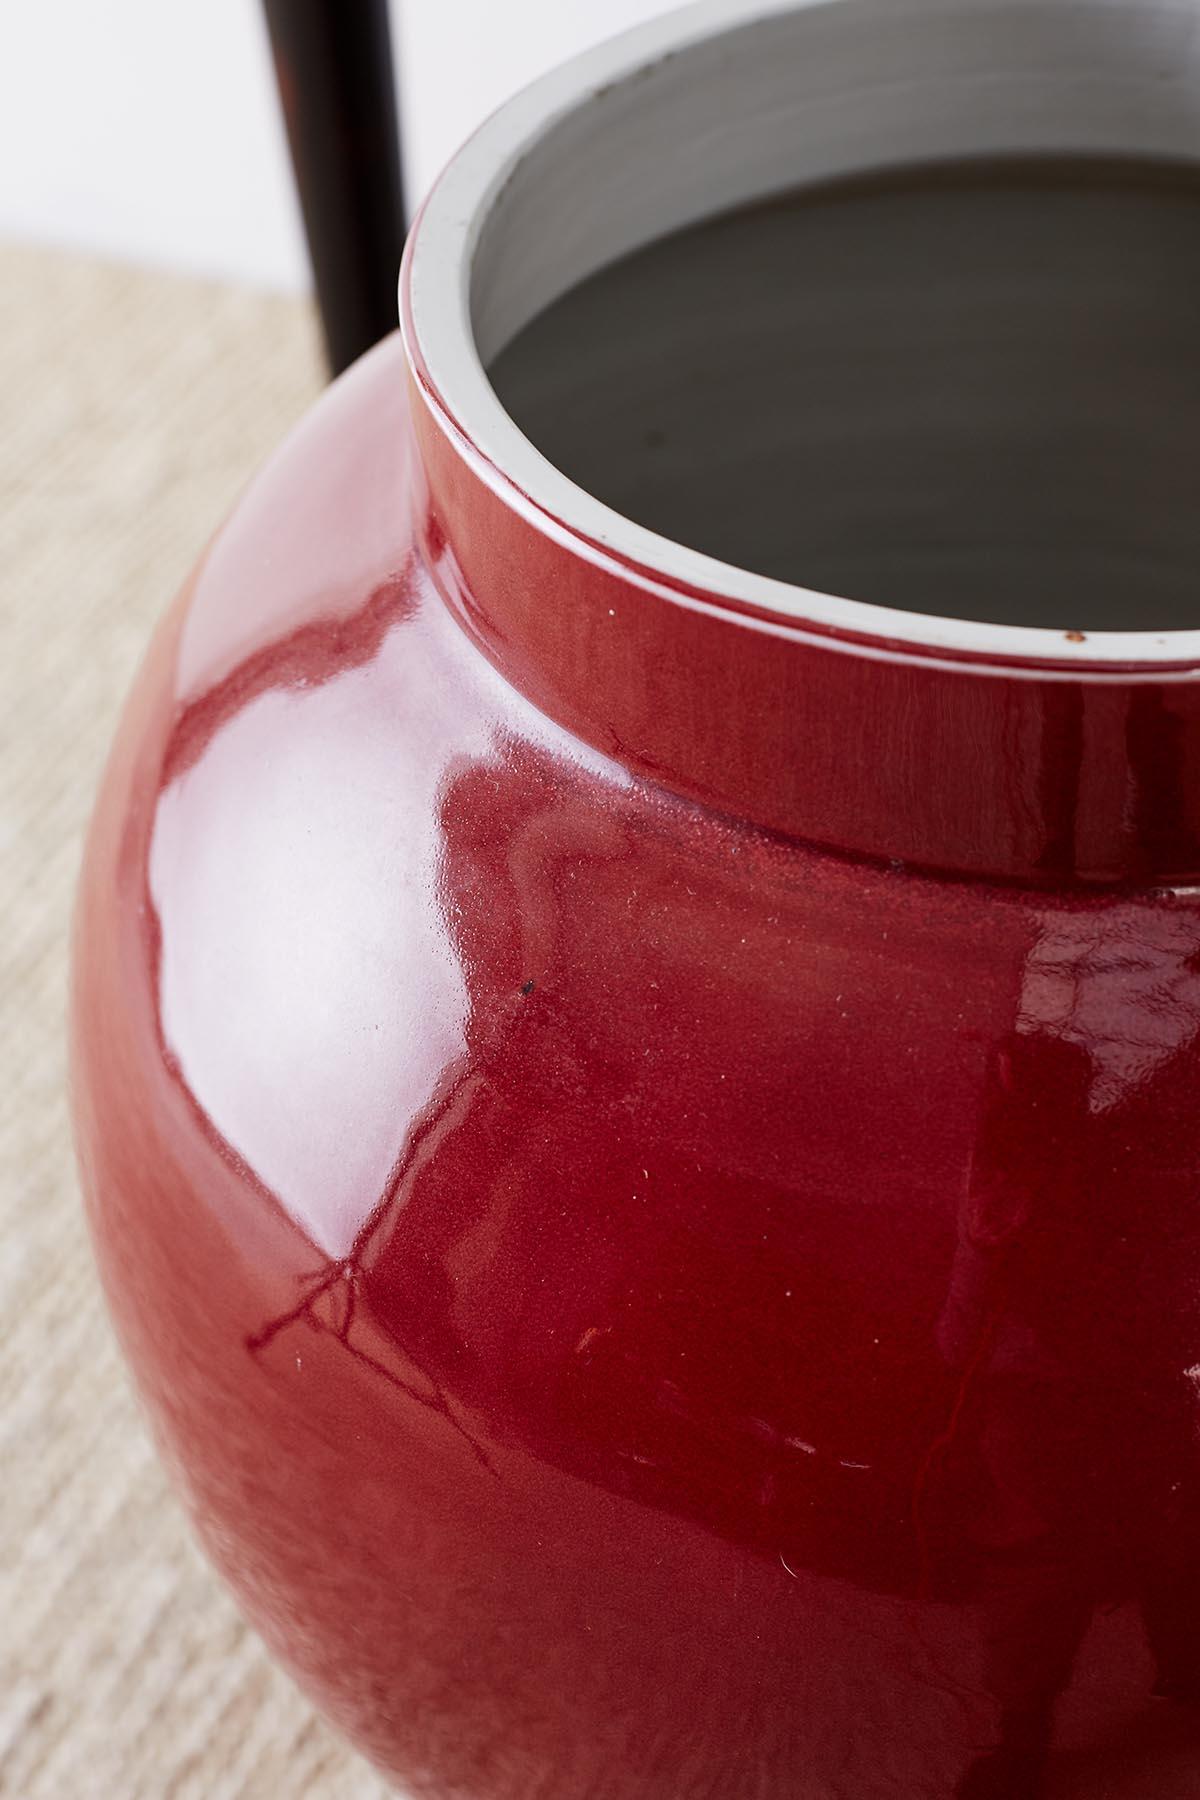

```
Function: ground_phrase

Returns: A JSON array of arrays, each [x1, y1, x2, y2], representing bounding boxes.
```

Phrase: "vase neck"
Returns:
[[400, 0, 1200, 887], [405, 376, 1200, 889]]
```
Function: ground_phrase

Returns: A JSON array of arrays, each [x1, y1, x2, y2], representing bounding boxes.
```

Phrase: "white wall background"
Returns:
[[0, 0, 670, 292]]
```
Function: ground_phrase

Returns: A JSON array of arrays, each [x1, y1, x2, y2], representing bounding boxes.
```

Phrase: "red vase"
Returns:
[[72, 4, 1200, 1795]]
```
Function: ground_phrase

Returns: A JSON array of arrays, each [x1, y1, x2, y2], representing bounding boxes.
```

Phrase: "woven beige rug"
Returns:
[[0, 245, 392, 1799]]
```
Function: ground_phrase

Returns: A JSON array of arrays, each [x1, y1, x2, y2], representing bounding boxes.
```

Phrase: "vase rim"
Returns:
[[403, 0, 1200, 678]]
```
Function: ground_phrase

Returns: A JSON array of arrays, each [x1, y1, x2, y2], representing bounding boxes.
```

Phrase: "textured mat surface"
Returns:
[[0, 245, 391, 1798]]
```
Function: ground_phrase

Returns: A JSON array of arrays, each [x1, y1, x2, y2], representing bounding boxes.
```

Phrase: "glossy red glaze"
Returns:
[[72, 326, 1200, 1798]]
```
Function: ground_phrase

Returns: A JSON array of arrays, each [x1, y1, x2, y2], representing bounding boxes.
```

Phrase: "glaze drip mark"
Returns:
[[245, 1254, 497, 1476], [244, 1065, 501, 1476]]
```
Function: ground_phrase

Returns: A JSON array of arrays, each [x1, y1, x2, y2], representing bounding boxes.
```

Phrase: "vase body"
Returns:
[[72, 2, 1200, 1796]]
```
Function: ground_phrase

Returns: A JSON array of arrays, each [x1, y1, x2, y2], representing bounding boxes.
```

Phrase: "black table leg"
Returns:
[[263, 0, 407, 376]]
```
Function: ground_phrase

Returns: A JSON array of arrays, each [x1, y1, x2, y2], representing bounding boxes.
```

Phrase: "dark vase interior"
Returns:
[[489, 159, 1200, 632]]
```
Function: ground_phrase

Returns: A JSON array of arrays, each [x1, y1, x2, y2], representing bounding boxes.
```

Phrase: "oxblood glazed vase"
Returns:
[[72, 3, 1200, 1797]]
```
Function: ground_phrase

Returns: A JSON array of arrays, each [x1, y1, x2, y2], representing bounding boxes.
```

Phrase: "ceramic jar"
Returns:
[[73, 2, 1200, 1795]]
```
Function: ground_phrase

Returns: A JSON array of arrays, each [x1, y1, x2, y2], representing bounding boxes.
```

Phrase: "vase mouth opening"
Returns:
[[404, 0, 1200, 674]]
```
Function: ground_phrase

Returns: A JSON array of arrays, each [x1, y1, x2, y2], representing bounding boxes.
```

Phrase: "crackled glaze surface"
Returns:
[[73, 332, 1200, 1798]]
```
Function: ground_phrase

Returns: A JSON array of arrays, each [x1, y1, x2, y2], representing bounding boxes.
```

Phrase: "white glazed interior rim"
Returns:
[[404, 0, 1200, 671]]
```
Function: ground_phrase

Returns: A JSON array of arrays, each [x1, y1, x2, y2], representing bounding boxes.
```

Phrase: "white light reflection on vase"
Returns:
[[149, 575, 632, 1262], [148, 612, 482, 1260]]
